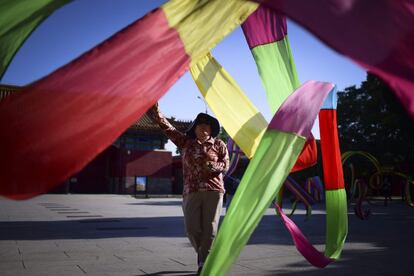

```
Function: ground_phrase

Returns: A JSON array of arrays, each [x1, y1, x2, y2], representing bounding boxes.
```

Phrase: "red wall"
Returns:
[[59, 147, 173, 194], [124, 150, 172, 177], [64, 146, 115, 193]]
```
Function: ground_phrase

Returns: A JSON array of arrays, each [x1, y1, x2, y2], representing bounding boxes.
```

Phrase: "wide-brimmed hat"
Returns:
[[186, 113, 220, 138]]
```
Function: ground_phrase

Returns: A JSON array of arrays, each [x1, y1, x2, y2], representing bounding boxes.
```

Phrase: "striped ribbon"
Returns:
[[251, 0, 414, 117], [0, 0, 258, 199], [201, 81, 336, 275], [0, 0, 72, 79], [242, 5, 346, 265]]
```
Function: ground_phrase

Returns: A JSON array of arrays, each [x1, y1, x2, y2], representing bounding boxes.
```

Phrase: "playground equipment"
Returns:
[[342, 151, 413, 220], [277, 176, 324, 219]]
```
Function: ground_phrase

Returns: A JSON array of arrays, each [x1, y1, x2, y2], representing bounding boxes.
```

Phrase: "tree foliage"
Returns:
[[337, 74, 414, 170], [218, 127, 230, 143]]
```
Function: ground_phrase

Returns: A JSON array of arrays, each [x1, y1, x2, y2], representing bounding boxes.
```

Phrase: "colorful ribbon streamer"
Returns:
[[276, 204, 333, 268], [242, 3, 321, 229], [0, 0, 72, 80], [319, 88, 348, 259], [201, 81, 336, 276], [251, 0, 414, 117], [0, 0, 258, 199], [190, 53, 267, 159], [192, 6, 347, 269], [241, 5, 300, 114], [241, 4, 317, 172]]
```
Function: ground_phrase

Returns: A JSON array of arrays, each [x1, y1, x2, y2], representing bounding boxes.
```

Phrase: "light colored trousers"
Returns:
[[182, 191, 223, 264]]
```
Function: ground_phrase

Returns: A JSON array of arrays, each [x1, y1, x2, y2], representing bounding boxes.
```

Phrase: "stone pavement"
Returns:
[[0, 194, 413, 276]]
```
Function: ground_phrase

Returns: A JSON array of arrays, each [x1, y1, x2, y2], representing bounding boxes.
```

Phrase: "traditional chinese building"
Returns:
[[0, 84, 190, 195]]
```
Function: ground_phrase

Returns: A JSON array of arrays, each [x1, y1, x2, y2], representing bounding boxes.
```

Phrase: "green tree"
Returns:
[[218, 127, 230, 143], [337, 74, 414, 170]]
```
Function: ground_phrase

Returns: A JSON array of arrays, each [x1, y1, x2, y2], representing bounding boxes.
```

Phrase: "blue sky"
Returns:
[[2, 0, 366, 152]]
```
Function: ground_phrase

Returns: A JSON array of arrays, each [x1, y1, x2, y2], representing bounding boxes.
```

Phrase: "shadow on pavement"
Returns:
[[261, 246, 412, 275], [1, 200, 413, 274], [1, 201, 414, 276], [127, 201, 183, 206], [0, 216, 186, 240], [137, 271, 196, 276]]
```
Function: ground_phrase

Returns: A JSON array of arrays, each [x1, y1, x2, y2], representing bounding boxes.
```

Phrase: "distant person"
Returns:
[[383, 176, 392, 206], [149, 103, 229, 275]]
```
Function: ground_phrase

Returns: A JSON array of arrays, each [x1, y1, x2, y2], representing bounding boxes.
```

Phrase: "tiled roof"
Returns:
[[130, 113, 191, 133], [0, 84, 20, 101], [0, 84, 191, 132]]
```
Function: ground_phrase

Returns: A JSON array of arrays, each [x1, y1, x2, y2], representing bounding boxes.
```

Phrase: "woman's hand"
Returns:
[[148, 102, 161, 120]]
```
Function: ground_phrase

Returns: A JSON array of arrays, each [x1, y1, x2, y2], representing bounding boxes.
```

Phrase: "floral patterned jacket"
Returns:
[[152, 111, 229, 195]]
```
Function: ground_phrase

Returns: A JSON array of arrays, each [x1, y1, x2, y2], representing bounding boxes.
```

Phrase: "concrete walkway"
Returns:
[[0, 194, 413, 275]]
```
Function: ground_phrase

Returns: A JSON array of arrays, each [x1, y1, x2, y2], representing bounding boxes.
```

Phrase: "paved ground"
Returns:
[[0, 194, 413, 276]]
